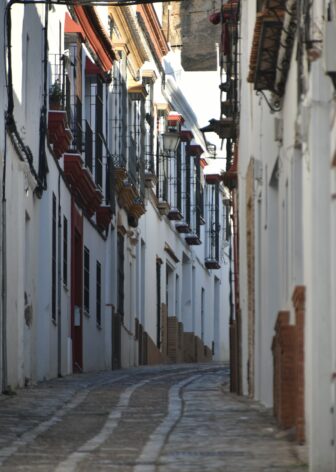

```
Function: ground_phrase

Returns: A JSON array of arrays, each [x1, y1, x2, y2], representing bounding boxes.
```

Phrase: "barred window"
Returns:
[[84, 247, 90, 315]]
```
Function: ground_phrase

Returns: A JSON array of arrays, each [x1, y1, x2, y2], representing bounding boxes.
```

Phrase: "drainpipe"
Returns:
[[1, 131, 7, 393], [1, 0, 14, 394]]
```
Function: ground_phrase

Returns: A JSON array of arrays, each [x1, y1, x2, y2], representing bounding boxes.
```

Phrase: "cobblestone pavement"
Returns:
[[0, 364, 308, 471]]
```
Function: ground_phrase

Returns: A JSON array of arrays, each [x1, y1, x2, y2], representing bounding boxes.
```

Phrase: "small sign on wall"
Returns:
[[74, 306, 81, 327]]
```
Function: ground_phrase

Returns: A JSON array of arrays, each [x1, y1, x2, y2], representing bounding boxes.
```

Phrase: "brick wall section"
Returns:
[[273, 311, 290, 423], [279, 324, 297, 429], [195, 336, 204, 362], [161, 303, 168, 357], [272, 286, 306, 444], [167, 317, 179, 363], [273, 311, 297, 429], [177, 322, 184, 363], [146, 332, 168, 365], [184, 333, 196, 362], [230, 320, 238, 392], [292, 286, 305, 444]]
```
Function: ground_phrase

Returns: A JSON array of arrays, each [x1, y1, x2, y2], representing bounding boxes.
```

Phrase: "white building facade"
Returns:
[[0, 2, 230, 393], [233, 0, 336, 470]]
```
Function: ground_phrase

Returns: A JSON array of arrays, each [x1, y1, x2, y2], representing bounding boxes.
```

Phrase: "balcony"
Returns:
[[185, 233, 202, 246], [48, 55, 73, 159], [222, 147, 238, 189], [157, 200, 170, 216], [96, 205, 113, 231], [167, 208, 183, 221], [175, 221, 191, 234], [205, 173, 221, 185], [48, 111, 73, 159], [205, 259, 221, 270], [63, 153, 102, 217], [247, 0, 293, 94]]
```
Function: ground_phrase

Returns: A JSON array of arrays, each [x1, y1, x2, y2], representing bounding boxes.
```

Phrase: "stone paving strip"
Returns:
[[158, 372, 308, 472], [133, 374, 201, 472], [0, 372, 129, 467], [54, 377, 152, 472], [56, 368, 215, 472], [0, 365, 215, 471], [0, 365, 308, 472]]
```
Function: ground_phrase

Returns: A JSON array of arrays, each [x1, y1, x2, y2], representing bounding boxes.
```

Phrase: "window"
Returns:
[[185, 148, 191, 226], [176, 144, 182, 212], [95, 76, 103, 189], [63, 216, 68, 287], [128, 92, 146, 198], [144, 78, 155, 174], [205, 182, 221, 268], [52, 194, 57, 322], [96, 260, 101, 327], [117, 234, 124, 317], [84, 247, 90, 315], [215, 183, 220, 260], [156, 260, 161, 348], [111, 54, 127, 168], [195, 156, 201, 237]]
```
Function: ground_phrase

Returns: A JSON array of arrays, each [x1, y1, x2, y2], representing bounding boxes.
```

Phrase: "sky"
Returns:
[[181, 70, 226, 172]]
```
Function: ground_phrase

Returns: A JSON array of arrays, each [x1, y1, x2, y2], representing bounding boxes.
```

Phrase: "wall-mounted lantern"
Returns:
[[162, 131, 180, 155], [161, 111, 184, 156]]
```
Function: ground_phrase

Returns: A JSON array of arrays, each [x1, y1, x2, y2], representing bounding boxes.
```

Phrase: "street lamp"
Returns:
[[161, 131, 180, 155]]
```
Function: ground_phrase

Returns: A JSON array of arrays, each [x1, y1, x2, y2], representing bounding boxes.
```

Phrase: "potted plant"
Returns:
[[49, 80, 63, 110]]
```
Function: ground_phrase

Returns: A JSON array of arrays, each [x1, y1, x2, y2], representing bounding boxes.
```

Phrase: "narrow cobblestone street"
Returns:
[[0, 365, 307, 471]]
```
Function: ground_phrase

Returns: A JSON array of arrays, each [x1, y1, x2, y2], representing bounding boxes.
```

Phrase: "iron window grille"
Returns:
[[205, 182, 221, 268], [128, 93, 146, 201], [84, 246, 90, 315], [49, 53, 67, 111], [166, 142, 183, 221], [184, 154, 202, 245], [143, 78, 155, 175], [174, 141, 191, 233], [85, 75, 104, 190], [63, 216, 68, 287], [117, 233, 125, 318], [49, 49, 85, 158], [50, 47, 115, 210], [110, 53, 127, 169], [156, 137, 169, 203], [96, 260, 102, 327]]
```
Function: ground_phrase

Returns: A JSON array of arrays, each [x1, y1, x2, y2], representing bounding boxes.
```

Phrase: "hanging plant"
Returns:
[[49, 80, 63, 110]]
